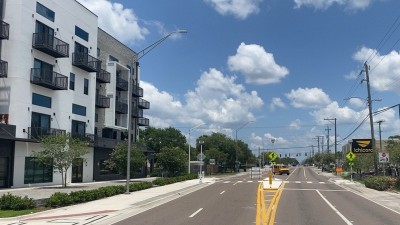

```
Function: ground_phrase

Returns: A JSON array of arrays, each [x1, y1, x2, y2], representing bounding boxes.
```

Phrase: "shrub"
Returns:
[[45, 192, 72, 207], [0, 193, 36, 210], [364, 176, 397, 191], [152, 174, 197, 186], [129, 181, 152, 192]]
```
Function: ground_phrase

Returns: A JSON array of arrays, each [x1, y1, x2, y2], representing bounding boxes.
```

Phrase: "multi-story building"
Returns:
[[0, 0, 150, 188]]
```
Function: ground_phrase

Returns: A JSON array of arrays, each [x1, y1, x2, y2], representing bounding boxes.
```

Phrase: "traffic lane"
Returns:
[[276, 189, 349, 225], [113, 176, 258, 225], [322, 189, 400, 225], [192, 179, 259, 225]]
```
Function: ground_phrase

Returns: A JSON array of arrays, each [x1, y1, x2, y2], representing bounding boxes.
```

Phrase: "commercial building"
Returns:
[[0, 0, 150, 188]]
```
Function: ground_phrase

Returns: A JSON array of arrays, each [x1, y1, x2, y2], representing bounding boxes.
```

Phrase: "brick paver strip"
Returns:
[[21, 210, 117, 221]]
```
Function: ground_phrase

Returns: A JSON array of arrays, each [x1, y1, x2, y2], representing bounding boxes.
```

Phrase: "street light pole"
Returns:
[[234, 120, 254, 172], [188, 123, 205, 174], [126, 29, 187, 194]]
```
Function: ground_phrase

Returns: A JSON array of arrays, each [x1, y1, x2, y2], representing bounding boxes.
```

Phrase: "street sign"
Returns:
[[378, 152, 389, 163], [197, 153, 206, 161], [268, 151, 278, 161], [209, 159, 215, 165], [346, 151, 356, 161]]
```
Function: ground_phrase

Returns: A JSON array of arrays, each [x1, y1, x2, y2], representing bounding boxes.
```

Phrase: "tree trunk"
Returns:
[[61, 169, 65, 187], [64, 170, 67, 187]]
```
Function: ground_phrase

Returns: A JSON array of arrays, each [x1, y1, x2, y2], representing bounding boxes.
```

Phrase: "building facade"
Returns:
[[0, 0, 149, 188]]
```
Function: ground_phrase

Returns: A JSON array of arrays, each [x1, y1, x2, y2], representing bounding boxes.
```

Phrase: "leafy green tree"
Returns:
[[205, 147, 228, 165], [386, 135, 400, 165], [106, 141, 147, 177], [139, 127, 187, 157], [157, 146, 188, 176], [32, 133, 88, 187]]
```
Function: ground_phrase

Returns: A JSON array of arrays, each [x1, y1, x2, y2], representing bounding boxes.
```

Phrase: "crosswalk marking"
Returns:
[[283, 181, 327, 184]]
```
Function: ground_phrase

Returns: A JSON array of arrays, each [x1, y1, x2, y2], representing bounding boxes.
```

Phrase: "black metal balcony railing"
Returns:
[[32, 33, 69, 58], [28, 127, 66, 140], [0, 20, 9, 40], [72, 52, 101, 72], [0, 60, 8, 78], [138, 117, 149, 127], [132, 85, 143, 97], [96, 94, 110, 108], [96, 69, 111, 83], [138, 98, 150, 109], [72, 133, 94, 143], [132, 108, 143, 118], [30, 68, 68, 90], [115, 100, 128, 114], [116, 76, 128, 91]]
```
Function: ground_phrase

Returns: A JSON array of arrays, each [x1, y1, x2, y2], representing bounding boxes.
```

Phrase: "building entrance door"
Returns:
[[0, 157, 9, 188], [71, 158, 83, 183]]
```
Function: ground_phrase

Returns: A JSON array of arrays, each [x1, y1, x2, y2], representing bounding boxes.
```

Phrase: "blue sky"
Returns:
[[78, 0, 400, 161]]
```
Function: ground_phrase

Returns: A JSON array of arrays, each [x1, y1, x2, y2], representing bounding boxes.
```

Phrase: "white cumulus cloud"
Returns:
[[294, 0, 373, 10], [352, 47, 400, 95], [141, 68, 264, 128], [228, 43, 289, 85], [77, 0, 149, 45], [204, 0, 263, 19], [270, 97, 286, 111], [286, 87, 331, 109]]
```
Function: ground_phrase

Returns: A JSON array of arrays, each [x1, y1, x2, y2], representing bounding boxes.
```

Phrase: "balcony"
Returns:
[[96, 69, 111, 83], [90, 135, 120, 148], [0, 123, 15, 139], [72, 52, 100, 72], [30, 68, 68, 90], [116, 76, 128, 91], [28, 127, 66, 140], [0, 60, 7, 78], [138, 118, 149, 127], [138, 98, 150, 109], [0, 20, 9, 40], [72, 133, 94, 143], [96, 94, 110, 108], [132, 108, 143, 118], [32, 33, 69, 58], [115, 100, 128, 114], [132, 85, 143, 97]]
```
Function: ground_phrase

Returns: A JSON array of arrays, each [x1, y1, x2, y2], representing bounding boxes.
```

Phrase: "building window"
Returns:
[[72, 104, 86, 116], [75, 26, 89, 42], [95, 113, 98, 122], [32, 93, 51, 108], [109, 55, 119, 62], [84, 78, 89, 95], [36, 2, 55, 22], [35, 21, 54, 36], [71, 120, 86, 137], [31, 112, 51, 139], [97, 48, 100, 57], [24, 157, 53, 184], [33, 58, 53, 81], [70, 73, 75, 90]]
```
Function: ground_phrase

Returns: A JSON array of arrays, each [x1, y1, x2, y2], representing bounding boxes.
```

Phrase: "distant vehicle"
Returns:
[[271, 164, 290, 175]]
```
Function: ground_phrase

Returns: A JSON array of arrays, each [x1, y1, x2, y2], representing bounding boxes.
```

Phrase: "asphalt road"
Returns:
[[113, 174, 260, 225], [275, 166, 400, 225]]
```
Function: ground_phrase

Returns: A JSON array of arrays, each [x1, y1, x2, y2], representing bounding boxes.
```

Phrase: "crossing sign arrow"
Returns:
[[268, 151, 278, 161], [346, 151, 356, 161]]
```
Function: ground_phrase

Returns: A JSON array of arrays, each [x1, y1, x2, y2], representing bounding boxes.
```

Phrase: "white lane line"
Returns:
[[316, 190, 353, 225], [189, 208, 203, 218], [223, 181, 230, 183], [220, 190, 225, 195], [304, 167, 307, 179], [307, 181, 312, 184], [295, 181, 301, 183], [233, 181, 243, 186]]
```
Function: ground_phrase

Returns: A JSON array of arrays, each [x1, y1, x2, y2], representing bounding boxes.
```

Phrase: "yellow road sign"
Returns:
[[268, 151, 278, 161], [346, 151, 356, 161]]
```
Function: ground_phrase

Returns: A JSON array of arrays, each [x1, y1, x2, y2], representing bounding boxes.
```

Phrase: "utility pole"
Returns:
[[326, 126, 331, 153], [364, 62, 378, 173], [324, 118, 337, 167]]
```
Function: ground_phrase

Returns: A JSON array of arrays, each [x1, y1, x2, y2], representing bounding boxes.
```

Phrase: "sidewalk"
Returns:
[[0, 176, 223, 225], [313, 167, 400, 213]]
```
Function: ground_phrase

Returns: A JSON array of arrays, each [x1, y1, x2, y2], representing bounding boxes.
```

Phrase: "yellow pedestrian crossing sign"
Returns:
[[346, 151, 356, 161], [268, 151, 278, 161]]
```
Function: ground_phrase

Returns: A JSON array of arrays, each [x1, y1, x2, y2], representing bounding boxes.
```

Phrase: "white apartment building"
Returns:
[[0, 0, 150, 188]]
